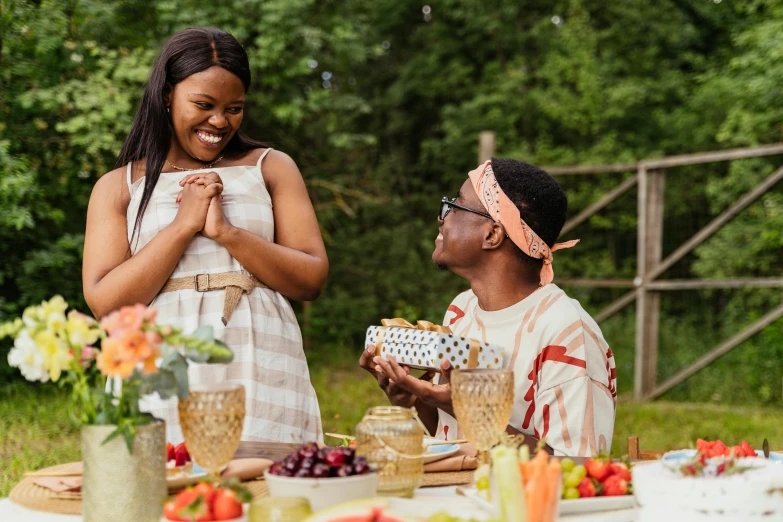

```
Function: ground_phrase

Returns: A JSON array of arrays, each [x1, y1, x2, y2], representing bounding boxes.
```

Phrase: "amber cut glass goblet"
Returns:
[[178, 383, 245, 477], [451, 369, 514, 464]]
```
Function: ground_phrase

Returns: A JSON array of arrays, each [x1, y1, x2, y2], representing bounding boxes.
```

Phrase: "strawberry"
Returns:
[[602, 474, 630, 496], [167, 442, 176, 462], [577, 477, 596, 498], [193, 482, 217, 505], [713, 440, 729, 457], [213, 488, 243, 521], [585, 458, 612, 481], [173, 489, 212, 521], [175, 443, 191, 466], [609, 462, 632, 482], [164, 501, 184, 521], [174, 489, 200, 509], [740, 440, 756, 457]]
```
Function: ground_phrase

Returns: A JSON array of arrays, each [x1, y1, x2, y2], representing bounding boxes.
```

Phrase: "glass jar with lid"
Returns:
[[355, 406, 424, 497]]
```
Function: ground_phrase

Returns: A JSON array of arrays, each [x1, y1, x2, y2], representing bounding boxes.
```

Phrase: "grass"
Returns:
[[3, 361, 783, 497], [0, 382, 81, 498]]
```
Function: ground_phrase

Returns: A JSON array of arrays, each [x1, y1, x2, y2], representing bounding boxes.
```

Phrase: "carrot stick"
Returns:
[[543, 458, 562, 522], [525, 451, 549, 522], [519, 460, 532, 483]]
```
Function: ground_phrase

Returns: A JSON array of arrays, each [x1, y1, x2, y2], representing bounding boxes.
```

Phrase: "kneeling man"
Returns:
[[360, 158, 616, 456]]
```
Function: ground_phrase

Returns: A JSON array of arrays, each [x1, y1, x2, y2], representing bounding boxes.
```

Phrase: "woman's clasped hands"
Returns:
[[173, 172, 233, 241]]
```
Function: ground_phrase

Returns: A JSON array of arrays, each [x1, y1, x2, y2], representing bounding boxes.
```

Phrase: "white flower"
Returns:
[[8, 330, 50, 382]]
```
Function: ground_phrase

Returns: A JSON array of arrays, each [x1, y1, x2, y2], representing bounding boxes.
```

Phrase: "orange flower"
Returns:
[[117, 330, 154, 363], [141, 344, 161, 375], [96, 338, 136, 379]]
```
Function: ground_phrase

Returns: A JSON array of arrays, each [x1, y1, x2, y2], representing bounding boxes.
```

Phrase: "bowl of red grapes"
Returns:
[[264, 443, 378, 510]]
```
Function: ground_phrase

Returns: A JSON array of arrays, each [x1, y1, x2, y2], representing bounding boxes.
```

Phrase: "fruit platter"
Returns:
[[164, 480, 250, 521], [633, 438, 783, 520], [557, 455, 635, 515], [166, 442, 208, 490], [458, 446, 635, 518], [662, 437, 783, 462]]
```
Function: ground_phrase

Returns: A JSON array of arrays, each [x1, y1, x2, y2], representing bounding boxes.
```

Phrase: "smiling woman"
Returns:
[[81, 28, 328, 444]]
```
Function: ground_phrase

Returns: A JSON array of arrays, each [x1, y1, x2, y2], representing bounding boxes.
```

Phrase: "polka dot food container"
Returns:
[[364, 324, 508, 371]]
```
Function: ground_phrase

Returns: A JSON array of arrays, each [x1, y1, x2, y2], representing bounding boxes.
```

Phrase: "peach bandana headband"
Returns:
[[468, 160, 579, 286]]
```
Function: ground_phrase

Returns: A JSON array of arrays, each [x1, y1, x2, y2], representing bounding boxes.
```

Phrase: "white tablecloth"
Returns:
[[0, 490, 637, 521]]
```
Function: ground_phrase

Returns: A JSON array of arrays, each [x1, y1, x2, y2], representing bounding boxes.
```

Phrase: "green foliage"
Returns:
[[2, 0, 783, 403]]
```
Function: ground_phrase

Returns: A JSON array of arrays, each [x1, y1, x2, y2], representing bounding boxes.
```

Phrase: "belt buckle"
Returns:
[[194, 274, 210, 292]]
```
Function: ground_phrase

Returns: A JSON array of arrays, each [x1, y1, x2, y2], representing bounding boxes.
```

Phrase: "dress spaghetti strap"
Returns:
[[126, 163, 133, 194], [255, 148, 274, 182]]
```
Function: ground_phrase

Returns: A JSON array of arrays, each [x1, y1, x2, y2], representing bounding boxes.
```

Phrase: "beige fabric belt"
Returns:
[[160, 273, 266, 326]]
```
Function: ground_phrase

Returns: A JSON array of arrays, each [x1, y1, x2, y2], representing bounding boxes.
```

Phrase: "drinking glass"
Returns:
[[178, 383, 245, 477], [451, 369, 514, 464]]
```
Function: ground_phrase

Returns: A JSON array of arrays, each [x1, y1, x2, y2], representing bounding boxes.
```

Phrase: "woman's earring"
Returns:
[[166, 107, 170, 113]]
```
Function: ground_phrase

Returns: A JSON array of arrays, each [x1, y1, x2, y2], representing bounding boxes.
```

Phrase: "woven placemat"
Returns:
[[421, 470, 474, 487], [244, 479, 269, 498], [9, 463, 82, 515], [11, 467, 473, 515], [244, 470, 475, 501]]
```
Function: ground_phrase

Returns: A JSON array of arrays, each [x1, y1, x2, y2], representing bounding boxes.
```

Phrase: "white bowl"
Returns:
[[263, 470, 380, 511]]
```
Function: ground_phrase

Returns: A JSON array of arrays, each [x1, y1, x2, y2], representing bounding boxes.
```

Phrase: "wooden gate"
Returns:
[[478, 134, 783, 400]]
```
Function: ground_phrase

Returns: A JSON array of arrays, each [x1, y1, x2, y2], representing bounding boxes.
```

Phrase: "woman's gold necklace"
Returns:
[[165, 155, 224, 172]]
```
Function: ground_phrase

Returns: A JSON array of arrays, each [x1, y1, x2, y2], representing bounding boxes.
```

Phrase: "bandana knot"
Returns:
[[468, 160, 579, 285]]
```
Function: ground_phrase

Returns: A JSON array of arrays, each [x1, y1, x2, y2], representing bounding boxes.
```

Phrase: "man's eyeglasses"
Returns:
[[439, 197, 495, 222]]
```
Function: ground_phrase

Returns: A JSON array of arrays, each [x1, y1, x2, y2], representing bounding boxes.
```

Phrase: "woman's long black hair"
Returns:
[[116, 27, 265, 247]]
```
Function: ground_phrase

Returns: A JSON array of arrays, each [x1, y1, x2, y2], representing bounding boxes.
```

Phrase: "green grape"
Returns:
[[563, 471, 581, 489], [476, 475, 490, 491], [560, 457, 576, 473], [572, 464, 587, 479], [563, 487, 580, 500]]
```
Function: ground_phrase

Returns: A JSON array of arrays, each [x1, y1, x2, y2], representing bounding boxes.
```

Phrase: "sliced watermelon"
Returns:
[[303, 498, 420, 522]]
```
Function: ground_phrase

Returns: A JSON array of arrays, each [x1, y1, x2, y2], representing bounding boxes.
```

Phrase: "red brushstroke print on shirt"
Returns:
[[446, 305, 465, 326], [542, 404, 550, 438], [522, 345, 586, 430]]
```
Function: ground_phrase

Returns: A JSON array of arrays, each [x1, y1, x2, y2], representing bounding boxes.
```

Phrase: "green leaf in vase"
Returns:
[[207, 339, 234, 364], [191, 325, 215, 342]]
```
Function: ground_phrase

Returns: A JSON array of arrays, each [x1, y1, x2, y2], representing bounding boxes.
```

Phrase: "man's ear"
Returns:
[[482, 222, 506, 251]]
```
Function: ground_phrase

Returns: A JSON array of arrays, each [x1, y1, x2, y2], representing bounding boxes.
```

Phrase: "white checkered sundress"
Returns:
[[127, 148, 323, 444]]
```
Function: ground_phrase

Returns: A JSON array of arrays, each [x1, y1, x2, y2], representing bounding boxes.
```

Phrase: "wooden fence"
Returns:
[[478, 133, 783, 401]]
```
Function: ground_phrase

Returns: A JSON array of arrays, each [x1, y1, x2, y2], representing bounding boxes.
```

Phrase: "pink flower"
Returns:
[[81, 345, 96, 361], [144, 331, 163, 346], [100, 304, 150, 337]]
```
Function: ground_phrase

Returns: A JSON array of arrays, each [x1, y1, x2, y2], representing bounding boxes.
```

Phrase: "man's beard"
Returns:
[[433, 260, 449, 271]]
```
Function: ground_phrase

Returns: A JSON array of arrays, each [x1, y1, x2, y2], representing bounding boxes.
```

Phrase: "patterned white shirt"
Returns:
[[435, 284, 616, 456]]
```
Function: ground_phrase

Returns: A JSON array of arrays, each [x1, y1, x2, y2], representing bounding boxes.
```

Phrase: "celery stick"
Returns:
[[518, 445, 530, 462], [490, 446, 527, 522]]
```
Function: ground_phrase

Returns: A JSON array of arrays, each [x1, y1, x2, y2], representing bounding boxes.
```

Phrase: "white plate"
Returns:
[[662, 449, 783, 462], [459, 486, 635, 517], [559, 495, 636, 515], [423, 437, 461, 464], [166, 463, 208, 491]]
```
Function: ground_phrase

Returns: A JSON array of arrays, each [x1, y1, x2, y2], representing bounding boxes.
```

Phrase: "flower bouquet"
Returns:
[[1, 296, 234, 522]]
